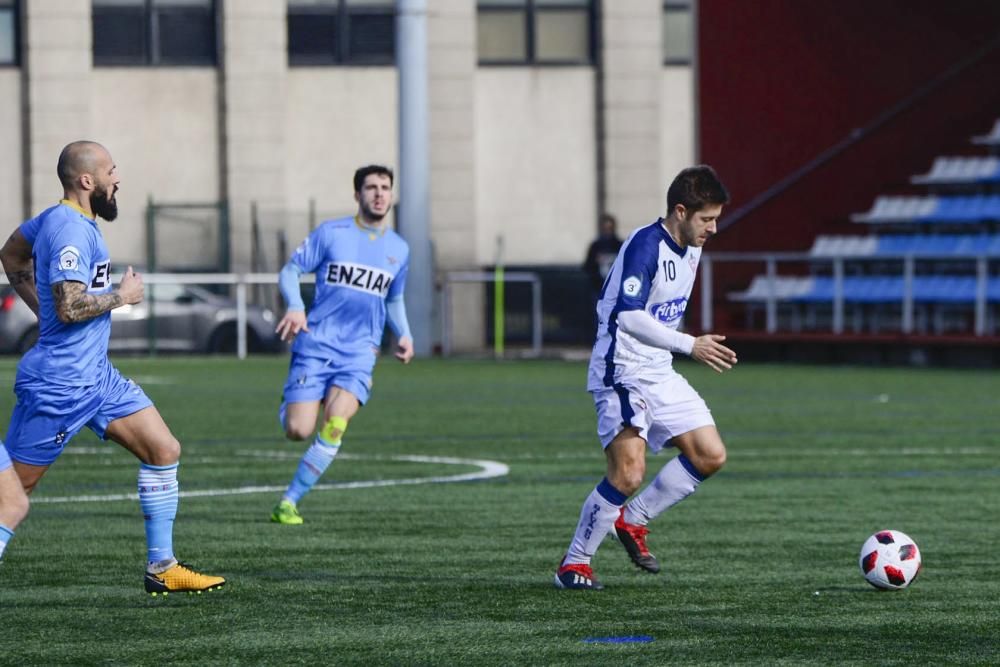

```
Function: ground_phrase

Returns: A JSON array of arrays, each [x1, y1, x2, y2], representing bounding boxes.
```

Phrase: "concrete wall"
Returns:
[[284, 68, 398, 244], [90, 70, 219, 266], [0, 71, 21, 224], [660, 66, 696, 207], [474, 68, 597, 265], [6, 0, 698, 351]]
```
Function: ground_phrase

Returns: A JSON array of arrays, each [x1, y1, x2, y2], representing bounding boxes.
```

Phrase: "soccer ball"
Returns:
[[859, 529, 922, 590]]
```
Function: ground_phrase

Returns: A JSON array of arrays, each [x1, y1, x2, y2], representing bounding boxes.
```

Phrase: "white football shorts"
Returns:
[[591, 370, 714, 452]]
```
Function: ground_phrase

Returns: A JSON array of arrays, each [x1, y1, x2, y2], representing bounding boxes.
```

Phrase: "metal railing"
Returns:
[[702, 252, 995, 336], [441, 271, 542, 357]]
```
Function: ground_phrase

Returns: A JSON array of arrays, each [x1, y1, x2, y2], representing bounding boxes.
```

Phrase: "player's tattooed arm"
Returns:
[[0, 229, 40, 317], [52, 266, 144, 323], [52, 281, 123, 323]]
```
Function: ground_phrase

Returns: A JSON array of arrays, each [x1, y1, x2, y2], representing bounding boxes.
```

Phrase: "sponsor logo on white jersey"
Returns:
[[325, 261, 394, 297], [649, 297, 687, 325]]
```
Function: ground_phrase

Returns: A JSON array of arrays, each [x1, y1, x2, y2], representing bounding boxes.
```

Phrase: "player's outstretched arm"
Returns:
[[0, 229, 40, 317], [689, 334, 738, 373], [385, 295, 413, 364], [52, 266, 144, 324], [395, 336, 414, 364], [275, 310, 308, 342], [275, 262, 309, 342]]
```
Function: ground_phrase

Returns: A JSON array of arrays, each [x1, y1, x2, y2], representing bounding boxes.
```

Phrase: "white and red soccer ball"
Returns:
[[859, 529, 922, 590]]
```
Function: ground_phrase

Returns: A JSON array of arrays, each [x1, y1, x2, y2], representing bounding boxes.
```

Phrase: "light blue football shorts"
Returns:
[[280, 351, 375, 421], [4, 362, 153, 467]]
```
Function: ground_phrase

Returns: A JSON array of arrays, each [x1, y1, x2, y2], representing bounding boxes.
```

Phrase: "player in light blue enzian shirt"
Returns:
[[269, 164, 413, 525], [0, 141, 225, 595]]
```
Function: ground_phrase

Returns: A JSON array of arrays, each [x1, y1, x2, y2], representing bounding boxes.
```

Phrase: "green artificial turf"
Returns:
[[0, 357, 997, 665]]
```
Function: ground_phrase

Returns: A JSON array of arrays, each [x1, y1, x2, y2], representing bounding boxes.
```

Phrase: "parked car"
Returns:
[[0, 283, 282, 354]]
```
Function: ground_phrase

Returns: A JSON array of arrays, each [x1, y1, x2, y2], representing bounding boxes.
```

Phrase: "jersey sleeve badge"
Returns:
[[622, 276, 642, 297], [59, 245, 82, 271]]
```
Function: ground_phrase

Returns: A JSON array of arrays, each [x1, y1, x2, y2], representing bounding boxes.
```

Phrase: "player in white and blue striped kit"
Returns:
[[270, 165, 413, 525], [556, 166, 738, 590]]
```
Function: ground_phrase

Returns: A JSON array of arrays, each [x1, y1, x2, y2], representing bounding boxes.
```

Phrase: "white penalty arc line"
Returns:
[[32, 455, 510, 504]]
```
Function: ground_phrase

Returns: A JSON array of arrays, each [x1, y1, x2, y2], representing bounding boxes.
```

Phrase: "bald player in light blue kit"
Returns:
[[270, 164, 413, 525], [0, 140, 225, 595]]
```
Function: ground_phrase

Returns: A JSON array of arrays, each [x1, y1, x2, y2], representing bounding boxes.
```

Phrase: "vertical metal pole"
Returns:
[[975, 256, 987, 336], [397, 0, 434, 357], [236, 279, 247, 359], [902, 255, 914, 334], [219, 201, 231, 272], [765, 258, 777, 333], [531, 276, 542, 356], [146, 196, 157, 272], [700, 255, 713, 332], [832, 258, 844, 334], [145, 197, 157, 355], [441, 278, 452, 357], [494, 236, 504, 358]]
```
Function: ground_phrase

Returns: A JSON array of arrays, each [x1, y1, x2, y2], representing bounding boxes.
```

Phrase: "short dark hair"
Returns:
[[666, 165, 730, 213], [353, 165, 394, 193]]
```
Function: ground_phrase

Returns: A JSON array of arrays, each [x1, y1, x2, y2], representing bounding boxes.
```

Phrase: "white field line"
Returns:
[[32, 454, 509, 504], [61, 446, 996, 461]]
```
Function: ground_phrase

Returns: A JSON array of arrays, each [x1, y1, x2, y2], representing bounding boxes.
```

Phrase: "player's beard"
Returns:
[[360, 200, 387, 223], [91, 185, 118, 221]]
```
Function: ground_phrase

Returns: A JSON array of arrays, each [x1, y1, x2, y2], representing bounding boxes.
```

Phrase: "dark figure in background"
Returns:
[[583, 214, 623, 295]]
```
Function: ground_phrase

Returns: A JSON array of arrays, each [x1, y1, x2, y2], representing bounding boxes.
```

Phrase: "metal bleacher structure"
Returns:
[[727, 118, 1000, 340]]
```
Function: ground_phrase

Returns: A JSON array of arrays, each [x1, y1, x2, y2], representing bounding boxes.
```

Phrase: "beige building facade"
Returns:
[[2, 0, 695, 348]]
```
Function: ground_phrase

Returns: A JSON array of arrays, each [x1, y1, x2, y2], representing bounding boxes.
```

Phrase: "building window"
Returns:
[[477, 0, 594, 66], [663, 0, 693, 65], [93, 0, 217, 67], [288, 0, 395, 66], [0, 0, 17, 66]]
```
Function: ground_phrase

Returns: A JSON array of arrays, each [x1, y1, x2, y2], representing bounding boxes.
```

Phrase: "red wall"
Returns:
[[695, 0, 1000, 331]]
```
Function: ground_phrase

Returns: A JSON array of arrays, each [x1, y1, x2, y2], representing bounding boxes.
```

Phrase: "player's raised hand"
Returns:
[[690, 334, 737, 373], [118, 266, 144, 305], [395, 336, 414, 364], [276, 309, 309, 342]]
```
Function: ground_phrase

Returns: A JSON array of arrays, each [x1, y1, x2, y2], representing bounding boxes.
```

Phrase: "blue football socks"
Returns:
[[283, 435, 341, 505], [138, 463, 179, 568], [0, 524, 13, 560]]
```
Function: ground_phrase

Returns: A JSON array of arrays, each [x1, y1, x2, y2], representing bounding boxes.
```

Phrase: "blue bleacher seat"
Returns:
[[911, 156, 1000, 185], [972, 119, 1000, 147], [853, 195, 1000, 224], [777, 274, 1000, 304]]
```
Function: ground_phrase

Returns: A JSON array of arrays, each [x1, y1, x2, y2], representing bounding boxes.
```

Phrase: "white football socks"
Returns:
[[562, 477, 627, 566], [623, 454, 704, 526]]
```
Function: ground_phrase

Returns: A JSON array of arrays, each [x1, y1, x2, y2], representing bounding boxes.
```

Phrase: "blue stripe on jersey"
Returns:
[[602, 221, 671, 387], [601, 305, 620, 387], [612, 383, 635, 427], [658, 218, 687, 258]]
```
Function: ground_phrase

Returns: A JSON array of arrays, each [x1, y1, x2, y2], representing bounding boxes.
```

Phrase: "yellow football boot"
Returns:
[[144, 561, 226, 596]]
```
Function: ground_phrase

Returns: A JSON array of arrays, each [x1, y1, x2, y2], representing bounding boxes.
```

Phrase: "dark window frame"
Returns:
[[477, 0, 596, 67], [287, 0, 396, 67], [92, 0, 218, 68], [662, 0, 693, 66], [0, 0, 19, 67]]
